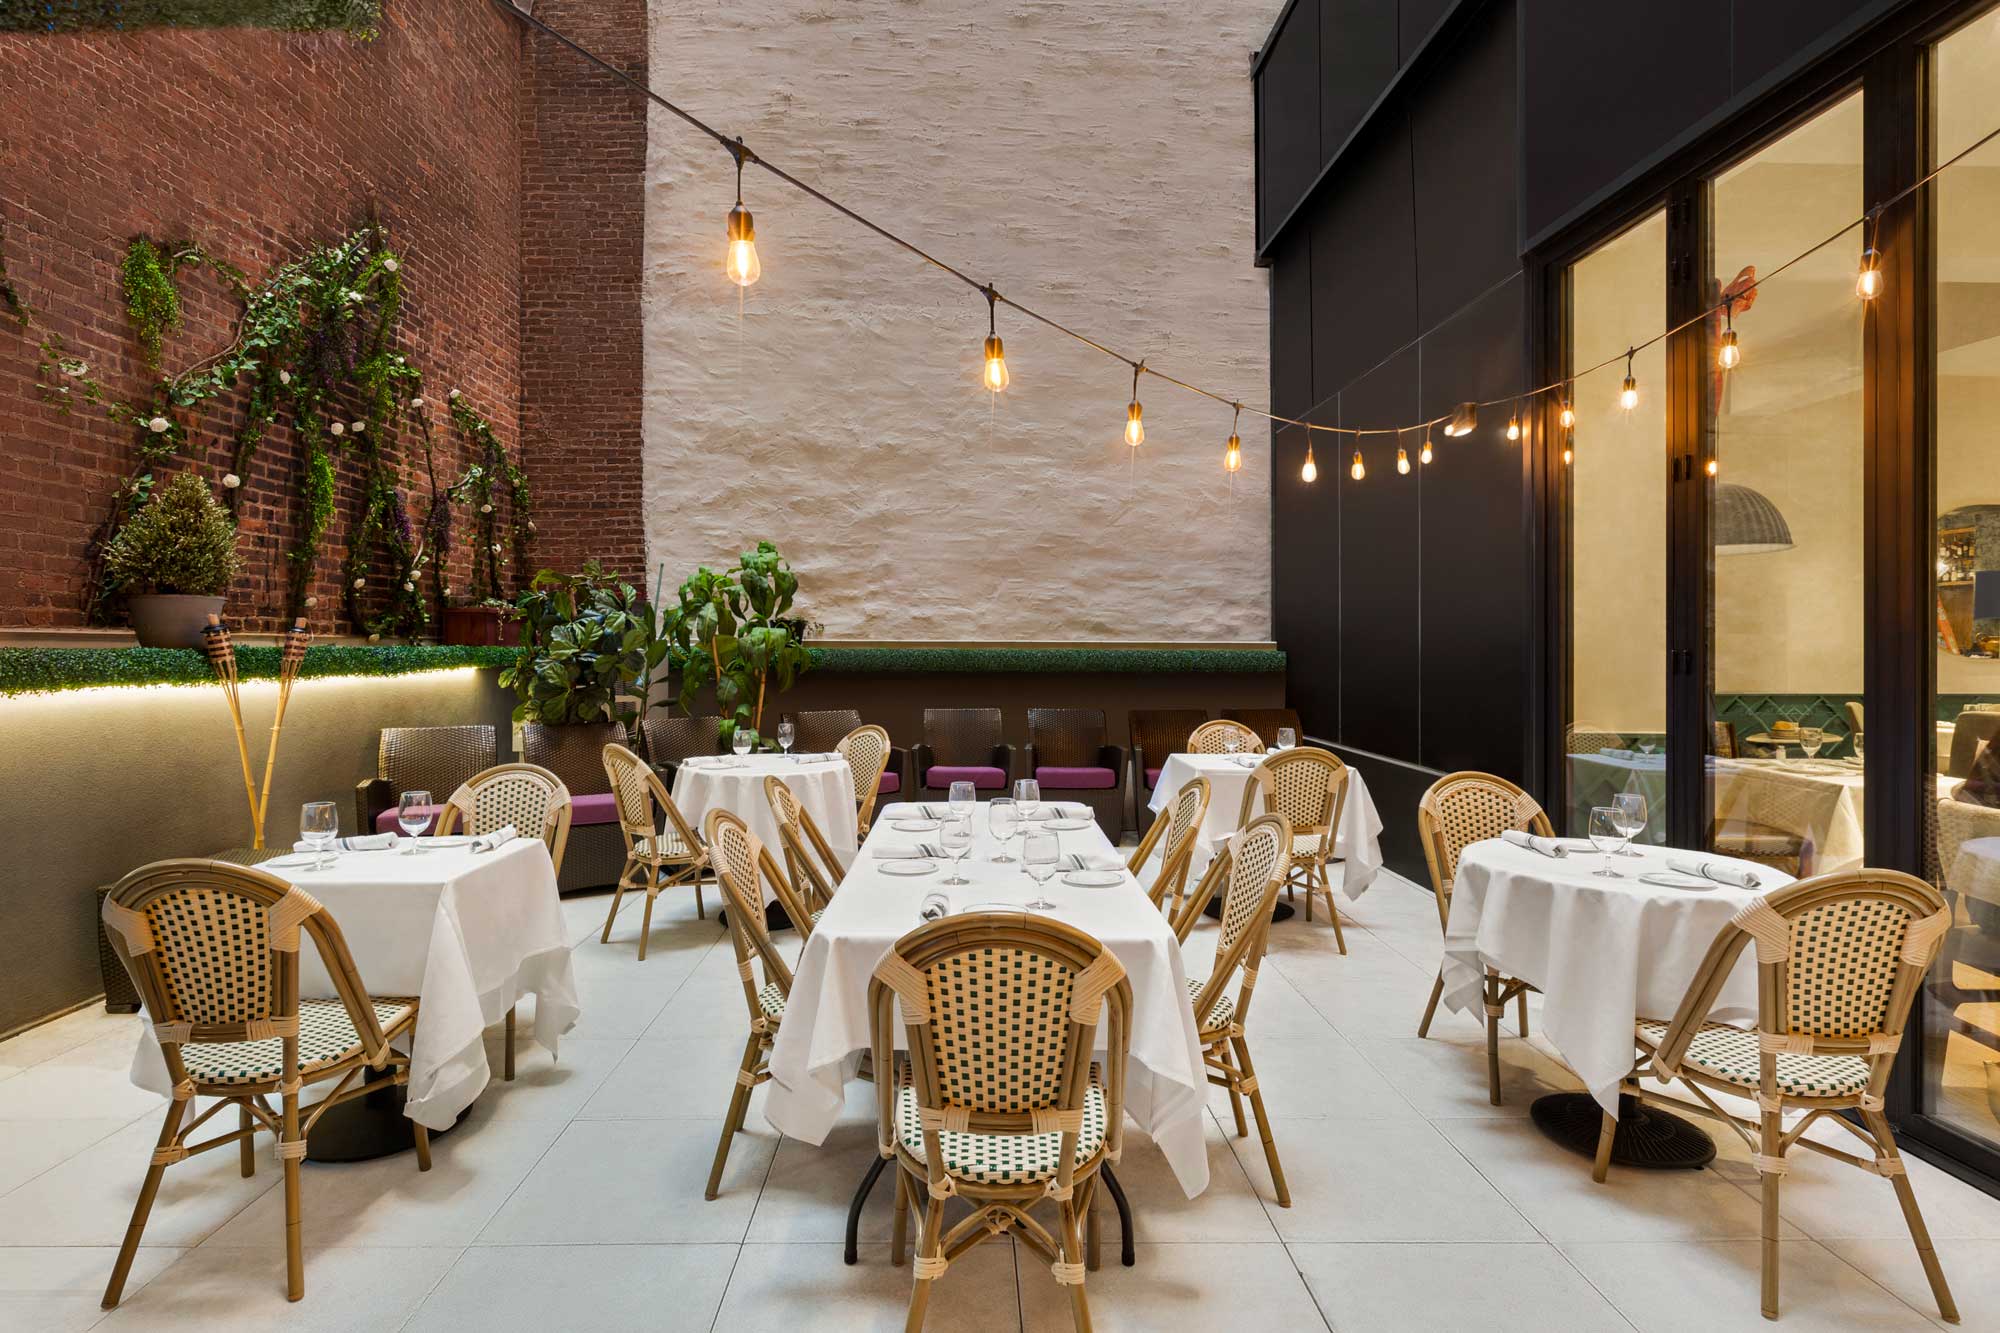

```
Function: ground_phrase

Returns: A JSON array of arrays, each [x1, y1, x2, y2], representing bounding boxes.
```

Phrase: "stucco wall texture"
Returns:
[[643, 0, 1278, 640]]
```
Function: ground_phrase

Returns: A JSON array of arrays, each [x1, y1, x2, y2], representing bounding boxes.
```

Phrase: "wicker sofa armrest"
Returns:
[[888, 744, 912, 791], [354, 777, 393, 837], [1097, 743, 1127, 786], [910, 743, 935, 787], [1022, 742, 1040, 775], [992, 743, 1017, 785]]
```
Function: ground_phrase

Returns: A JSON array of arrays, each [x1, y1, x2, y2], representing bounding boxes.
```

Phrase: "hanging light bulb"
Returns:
[[1396, 446, 1411, 475], [1558, 386, 1576, 430], [1124, 363, 1145, 448], [1419, 428, 1434, 466], [1619, 349, 1639, 412], [1301, 442, 1318, 482], [1443, 401, 1477, 437], [1223, 404, 1243, 475], [1716, 297, 1740, 370], [1705, 458, 1719, 477], [1855, 247, 1883, 300], [1562, 427, 1574, 466], [980, 286, 1008, 391], [726, 138, 760, 288], [1505, 401, 1522, 442]]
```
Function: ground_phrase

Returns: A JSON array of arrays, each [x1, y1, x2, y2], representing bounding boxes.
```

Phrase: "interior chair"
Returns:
[[763, 774, 845, 934], [794, 709, 910, 815], [1127, 775, 1210, 936], [1128, 707, 1208, 810], [98, 859, 428, 1307], [640, 714, 724, 781], [353, 724, 495, 836], [835, 723, 895, 838], [1025, 707, 1127, 840], [1600, 869, 1956, 1324], [1221, 706, 1305, 749], [1946, 710, 2000, 778], [1563, 722, 1625, 755], [1237, 748, 1350, 947], [437, 762, 572, 1080], [1185, 813, 1295, 1208], [1844, 699, 1865, 751], [521, 720, 629, 893], [870, 911, 1131, 1332], [913, 708, 1015, 801], [1187, 719, 1263, 755], [1414, 771, 1544, 1103], [601, 742, 710, 957], [1712, 720, 1740, 759]]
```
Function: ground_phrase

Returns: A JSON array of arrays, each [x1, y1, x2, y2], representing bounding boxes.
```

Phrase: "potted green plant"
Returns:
[[104, 471, 242, 647], [442, 597, 513, 646], [663, 541, 814, 749]]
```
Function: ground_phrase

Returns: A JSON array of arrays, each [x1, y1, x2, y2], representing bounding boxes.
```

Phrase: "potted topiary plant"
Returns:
[[104, 472, 242, 648]]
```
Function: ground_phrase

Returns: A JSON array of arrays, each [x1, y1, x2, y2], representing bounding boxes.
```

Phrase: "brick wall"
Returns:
[[518, 0, 649, 585], [0, 0, 524, 633]]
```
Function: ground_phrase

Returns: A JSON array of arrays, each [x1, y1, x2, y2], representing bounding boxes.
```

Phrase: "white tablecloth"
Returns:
[[672, 754, 858, 903], [1439, 839, 1793, 1114], [131, 838, 580, 1130], [1144, 752, 1385, 895], [764, 800, 1212, 1197]]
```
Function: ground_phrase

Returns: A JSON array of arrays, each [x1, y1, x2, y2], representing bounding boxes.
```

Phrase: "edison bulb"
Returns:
[[1562, 446, 1573, 465], [1505, 416, 1521, 442], [1124, 402, 1144, 448], [1302, 448, 1319, 482], [1419, 437, 1434, 466], [1716, 329, 1740, 370], [1619, 376, 1639, 412], [982, 335, 1009, 391], [726, 206, 760, 287], [1705, 458, 1719, 477], [1396, 447, 1411, 475], [1223, 434, 1242, 474], [1855, 249, 1882, 300], [1558, 402, 1576, 429]]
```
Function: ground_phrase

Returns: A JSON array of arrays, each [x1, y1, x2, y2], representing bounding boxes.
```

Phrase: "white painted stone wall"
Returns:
[[643, 0, 1277, 640]]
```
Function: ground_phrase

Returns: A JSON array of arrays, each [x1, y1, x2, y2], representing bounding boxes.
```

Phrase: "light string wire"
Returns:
[[496, 0, 2000, 442]]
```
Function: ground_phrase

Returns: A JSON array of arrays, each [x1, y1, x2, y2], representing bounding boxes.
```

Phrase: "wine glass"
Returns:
[[940, 816, 974, 886], [1013, 778, 1042, 823], [1610, 791, 1647, 856], [1852, 732, 1866, 764], [397, 789, 432, 853], [1799, 726, 1824, 760], [1275, 726, 1296, 751], [1587, 807, 1627, 877], [1636, 737, 1657, 760], [300, 801, 339, 871], [948, 779, 977, 827], [1022, 830, 1060, 911], [732, 727, 755, 758], [777, 719, 796, 756], [1221, 730, 1241, 755], [988, 797, 1019, 864]]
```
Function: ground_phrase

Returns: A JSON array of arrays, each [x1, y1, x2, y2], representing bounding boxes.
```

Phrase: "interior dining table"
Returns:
[[672, 751, 858, 908]]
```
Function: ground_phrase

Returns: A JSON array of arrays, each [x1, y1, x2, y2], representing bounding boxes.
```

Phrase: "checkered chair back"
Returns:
[[704, 809, 797, 1023], [440, 763, 573, 875], [1416, 772, 1552, 932], [763, 775, 842, 926], [1188, 719, 1263, 755], [835, 724, 892, 827], [1191, 814, 1291, 1034], [1565, 723, 1625, 755], [1130, 776, 1211, 928], [1236, 748, 1345, 840], [602, 742, 700, 855]]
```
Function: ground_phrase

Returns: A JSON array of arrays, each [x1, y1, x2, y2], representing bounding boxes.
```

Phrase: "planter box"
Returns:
[[442, 606, 510, 646]]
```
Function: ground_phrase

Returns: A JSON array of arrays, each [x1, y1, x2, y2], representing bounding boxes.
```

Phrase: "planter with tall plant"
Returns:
[[662, 541, 814, 749], [103, 472, 242, 647]]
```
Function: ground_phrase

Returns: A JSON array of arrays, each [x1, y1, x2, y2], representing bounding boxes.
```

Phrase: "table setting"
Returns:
[[1144, 749, 1385, 893], [671, 745, 859, 902]]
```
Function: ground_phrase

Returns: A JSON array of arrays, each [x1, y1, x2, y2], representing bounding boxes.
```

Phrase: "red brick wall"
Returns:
[[0, 1, 523, 633], [518, 0, 648, 585]]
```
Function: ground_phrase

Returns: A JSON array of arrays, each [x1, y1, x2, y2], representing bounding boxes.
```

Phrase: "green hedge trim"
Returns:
[[804, 646, 1286, 675], [1, 0, 383, 37], [0, 644, 512, 696]]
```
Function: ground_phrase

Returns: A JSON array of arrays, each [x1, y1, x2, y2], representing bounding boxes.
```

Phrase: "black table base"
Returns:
[[1530, 1092, 1716, 1170], [1204, 897, 1297, 924], [843, 1156, 1134, 1267], [303, 1068, 468, 1164]]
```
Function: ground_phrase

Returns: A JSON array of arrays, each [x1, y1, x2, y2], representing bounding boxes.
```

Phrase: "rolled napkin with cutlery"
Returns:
[[1500, 829, 1568, 858], [471, 825, 518, 854], [918, 892, 951, 922], [291, 832, 397, 853], [1666, 857, 1761, 889], [1063, 852, 1126, 872]]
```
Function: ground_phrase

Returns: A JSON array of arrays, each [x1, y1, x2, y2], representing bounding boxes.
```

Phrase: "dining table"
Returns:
[[671, 752, 858, 905], [1143, 750, 1386, 900], [764, 798, 1212, 1265], [128, 834, 580, 1157]]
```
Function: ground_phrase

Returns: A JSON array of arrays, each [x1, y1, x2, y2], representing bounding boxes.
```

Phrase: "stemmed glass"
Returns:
[[398, 789, 432, 853], [1852, 733, 1866, 764], [777, 719, 796, 756], [948, 779, 978, 827], [1013, 778, 1042, 825], [301, 801, 339, 871], [1799, 726, 1824, 760], [1221, 730, 1241, 755], [732, 727, 755, 758], [1636, 738, 1657, 760], [1610, 790, 1647, 856], [1275, 727, 1296, 751], [940, 816, 974, 886], [988, 797, 1019, 864], [1587, 807, 1628, 877], [1022, 830, 1060, 911]]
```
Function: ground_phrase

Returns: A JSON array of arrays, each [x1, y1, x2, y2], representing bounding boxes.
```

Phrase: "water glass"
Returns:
[[1013, 778, 1042, 821], [300, 801, 339, 871], [732, 727, 755, 757], [988, 797, 1019, 863], [1587, 807, 1627, 877], [1022, 830, 1060, 911], [1852, 733, 1866, 763], [1611, 791, 1647, 856], [398, 789, 432, 853], [1799, 726, 1824, 759], [1275, 727, 1296, 751], [940, 817, 974, 886], [948, 780, 978, 826], [1221, 730, 1240, 755], [777, 719, 796, 755]]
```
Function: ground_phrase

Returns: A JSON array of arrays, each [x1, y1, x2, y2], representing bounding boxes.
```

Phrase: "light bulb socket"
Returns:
[[727, 206, 755, 243], [1444, 402, 1477, 437]]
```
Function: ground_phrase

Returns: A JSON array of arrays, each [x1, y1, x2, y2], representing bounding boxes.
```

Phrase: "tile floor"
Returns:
[[4, 870, 1998, 1331]]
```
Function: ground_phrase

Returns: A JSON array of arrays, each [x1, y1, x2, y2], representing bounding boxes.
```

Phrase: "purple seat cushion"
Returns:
[[878, 770, 901, 794], [570, 793, 620, 826], [374, 804, 443, 835], [1036, 765, 1117, 791], [1144, 766, 1163, 788], [926, 764, 1007, 791]]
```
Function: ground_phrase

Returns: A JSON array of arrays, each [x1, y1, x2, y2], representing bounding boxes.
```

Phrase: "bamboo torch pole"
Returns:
[[200, 615, 261, 847], [255, 617, 312, 847]]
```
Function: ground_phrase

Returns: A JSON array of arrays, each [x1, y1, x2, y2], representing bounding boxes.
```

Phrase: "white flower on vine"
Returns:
[[279, 370, 292, 385], [490, 542, 501, 553], [345, 289, 362, 303], [403, 581, 414, 592], [480, 503, 493, 514], [383, 258, 399, 273], [350, 420, 365, 433], [304, 596, 319, 608], [61, 358, 86, 377], [329, 422, 344, 436], [526, 521, 536, 533], [449, 388, 462, 400], [222, 473, 241, 489], [353, 577, 366, 590], [147, 416, 170, 434], [368, 632, 381, 643], [410, 396, 424, 409]]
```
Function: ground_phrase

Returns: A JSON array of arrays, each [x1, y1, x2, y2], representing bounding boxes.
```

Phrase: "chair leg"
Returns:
[[1060, 1198, 1092, 1333], [1591, 1106, 1616, 1184], [1759, 1107, 1782, 1321], [239, 1102, 256, 1178], [905, 1196, 945, 1333], [102, 1095, 187, 1309], [1484, 973, 1504, 1107], [282, 1087, 305, 1302], [503, 1005, 517, 1081], [600, 870, 630, 944], [705, 1036, 760, 1200], [695, 875, 706, 921], [637, 887, 657, 963], [1516, 989, 1530, 1040], [412, 1116, 433, 1173], [1417, 970, 1445, 1038], [891, 1168, 909, 1267], [1234, 1035, 1290, 1208], [1863, 1107, 1958, 1323]]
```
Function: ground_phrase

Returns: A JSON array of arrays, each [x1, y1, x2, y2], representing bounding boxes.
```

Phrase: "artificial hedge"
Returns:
[[0, 0, 382, 36], [0, 644, 511, 696], [805, 646, 1286, 675]]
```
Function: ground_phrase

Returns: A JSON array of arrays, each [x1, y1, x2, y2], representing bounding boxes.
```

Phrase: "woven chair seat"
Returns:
[[756, 981, 788, 1023], [179, 997, 415, 1087], [894, 1078, 1107, 1186], [1290, 831, 1329, 856], [1186, 976, 1235, 1036], [1635, 1019, 1869, 1098], [633, 828, 695, 859]]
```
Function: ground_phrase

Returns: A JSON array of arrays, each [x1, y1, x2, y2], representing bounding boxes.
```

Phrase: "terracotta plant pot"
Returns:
[[127, 593, 226, 649], [442, 605, 509, 646]]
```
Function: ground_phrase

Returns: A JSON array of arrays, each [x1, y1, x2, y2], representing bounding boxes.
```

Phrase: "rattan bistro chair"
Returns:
[[1221, 707, 1305, 749], [1127, 776, 1210, 935], [703, 809, 798, 1199], [914, 707, 1016, 800], [1237, 748, 1350, 946], [1185, 814, 1294, 1208], [836, 723, 895, 838], [1188, 719, 1263, 755], [601, 743, 710, 956], [1128, 707, 1208, 807], [1597, 869, 1957, 1323], [1415, 772, 1545, 1104], [871, 912, 1131, 1332], [437, 763, 572, 1080], [352, 724, 496, 836], [764, 774, 846, 933], [1026, 707, 1128, 839], [98, 860, 428, 1307]]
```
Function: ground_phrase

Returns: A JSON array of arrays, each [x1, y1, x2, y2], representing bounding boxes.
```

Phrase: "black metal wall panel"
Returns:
[[1731, 0, 1877, 91], [1411, 0, 1519, 329], [1269, 229, 1339, 741], [1308, 117, 1418, 397], [1259, 0, 1323, 250], [1320, 0, 1401, 161], [1399, 0, 1455, 61], [1335, 347, 1423, 760], [1330, 744, 1434, 880]]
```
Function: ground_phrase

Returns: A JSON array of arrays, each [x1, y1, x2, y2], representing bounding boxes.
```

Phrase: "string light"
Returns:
[[1558, 387, 1576, 430], [1396, 446, 1411, 475], [1705, 458, 1719, 477], [980, 286, 1008, 391], [725, 137, 761, 288], [1443, 402, 1476, 437], [1301, 442, 1317, 482], [1222, 404, 1242, 476], [1505, 401, 1522, 441], [1856, 208, 1884, 300], [1562, 431, 1573, 466], [1124, 362, 1144, 448], [1419, 428, 1434, 466], [1619, 349, 1639, 412], [1716, 297, 1740, 370]]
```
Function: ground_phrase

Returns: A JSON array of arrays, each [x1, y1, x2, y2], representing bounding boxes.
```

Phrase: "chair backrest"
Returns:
[[1129, 708, 1208, 773], [763, 775, 843, 925], [835, 724, 893, 829], [602, 742, 701, 856], [1026, 707, 1106, 767], [1565, 723, 1624, 755], [1221, 707, 1304, 748], [1948, 711, 2000, 778], [922, 707, 1004, 765], [1129, 777, 1211, 923], [379, 725, 496, 796], [792, 709, 863, 755], [1188, 719, 1263, 755], [704, 809, 796, 1025], [1844, 700, 1865, 737], [1712, 720, 1739, 758], [1416, 772, 1553, 932], [521, 720, 625, 795], [1237, 747, 1346, 838], [100, 859, 389, 1086], [439, 762, 573, 875], [869, 911, 1131, 1194], [1649, 870, 1950, 1102], [641, 714, 723, 765], [1191, 814, 1292, 1034]]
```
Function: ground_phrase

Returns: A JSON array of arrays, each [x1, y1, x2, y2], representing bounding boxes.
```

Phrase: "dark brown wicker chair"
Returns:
[[912, 707, 1015, 802], [353, 725, 496, 837], [1129, 708, 1209, 809], [788, 708, 910, 803], [1025, 707, 1127, 838], [521, 721, 629, 894], [641, 714, 724, 781], [1222, 707, 1306, 749]]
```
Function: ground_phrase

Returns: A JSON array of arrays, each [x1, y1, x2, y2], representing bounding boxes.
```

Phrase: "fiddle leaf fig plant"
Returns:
[[501, 562, 668, 727], [662, 541, 814, 747]]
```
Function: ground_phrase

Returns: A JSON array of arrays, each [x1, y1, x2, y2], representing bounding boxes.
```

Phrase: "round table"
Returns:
[[670, 753, 858, 902]]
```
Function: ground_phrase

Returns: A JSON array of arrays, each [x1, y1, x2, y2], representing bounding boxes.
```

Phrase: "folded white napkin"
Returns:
[[918, 892, 952, 922], [1604, 748, 1635, 759], [291, 833, 396, 853], [1023, 804, 1090, 821], [1501, 829, 1568, 858], [870, 844, 931, 860], [1060, 851, 1126, 872], [471, 825, 518, 854], [1667, 857, 1761, 889]]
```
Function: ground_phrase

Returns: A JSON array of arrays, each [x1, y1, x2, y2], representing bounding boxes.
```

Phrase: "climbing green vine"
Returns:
[[447, 392, 535, 603]]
